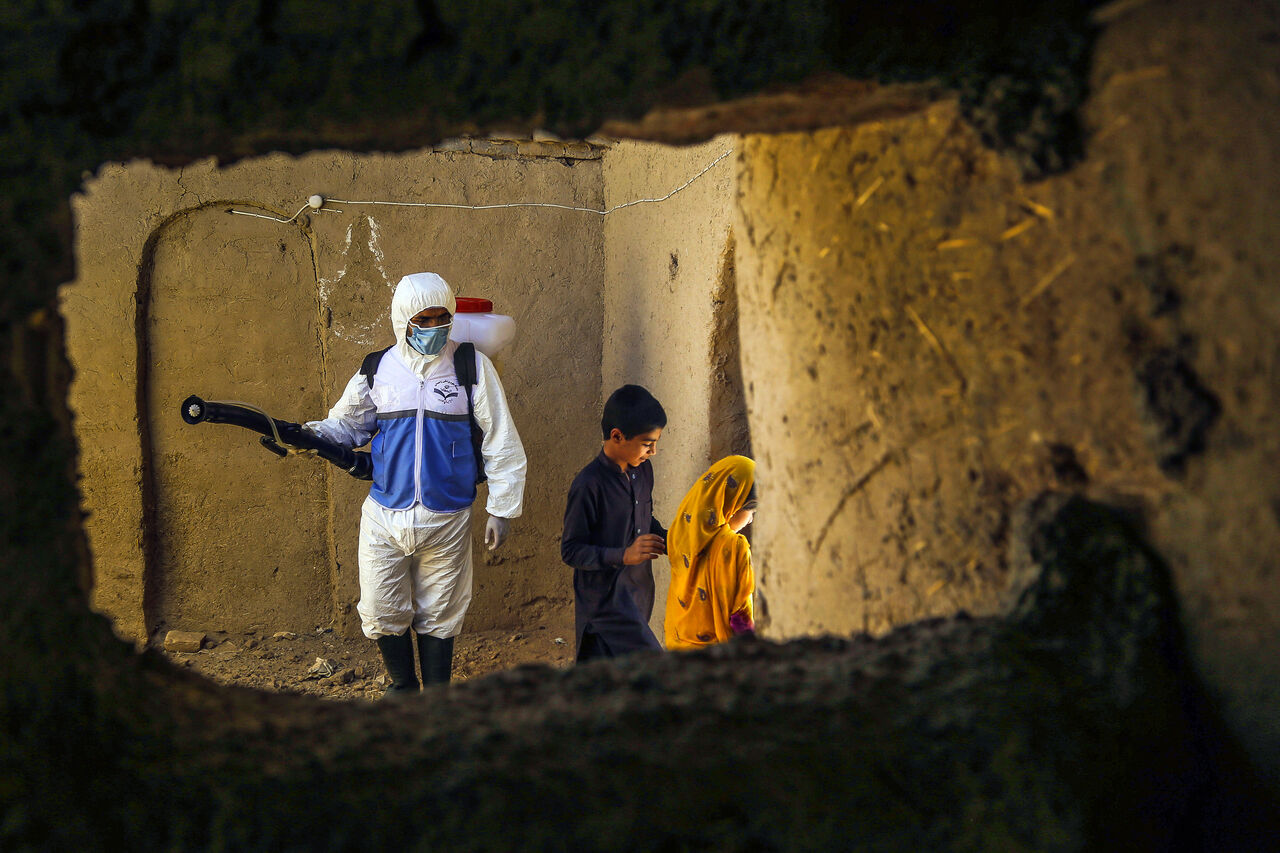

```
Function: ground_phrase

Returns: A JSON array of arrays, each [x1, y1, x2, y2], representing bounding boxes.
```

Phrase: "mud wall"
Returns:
[[600, 138, 738, 637], [64, 147, 604, 641], [735, 0, 1280, 783]]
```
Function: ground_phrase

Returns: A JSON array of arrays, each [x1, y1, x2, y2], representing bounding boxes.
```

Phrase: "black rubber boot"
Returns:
[[416, 633, 455, 686], [375, 631, 420, 695]]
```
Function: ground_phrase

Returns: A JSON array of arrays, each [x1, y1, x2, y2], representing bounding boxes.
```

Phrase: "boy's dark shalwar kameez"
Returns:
[[561, 451, 667, 658]]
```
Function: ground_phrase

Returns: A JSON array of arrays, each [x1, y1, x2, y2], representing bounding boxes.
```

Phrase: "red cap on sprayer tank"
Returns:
[[454, 297, 493, 314]]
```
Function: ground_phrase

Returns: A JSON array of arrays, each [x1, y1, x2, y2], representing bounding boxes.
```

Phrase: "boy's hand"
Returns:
[[623, 534, 666, 565]]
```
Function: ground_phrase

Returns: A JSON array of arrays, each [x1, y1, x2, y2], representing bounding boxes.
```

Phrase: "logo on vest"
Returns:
[[433, 380, 460, 404]]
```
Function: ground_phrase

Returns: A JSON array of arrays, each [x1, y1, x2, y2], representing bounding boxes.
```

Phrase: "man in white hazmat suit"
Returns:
[[304, 272, 526, 693]]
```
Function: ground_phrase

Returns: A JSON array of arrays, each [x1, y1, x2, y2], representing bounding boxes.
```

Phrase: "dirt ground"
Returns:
[[160, 619, 577, 701]]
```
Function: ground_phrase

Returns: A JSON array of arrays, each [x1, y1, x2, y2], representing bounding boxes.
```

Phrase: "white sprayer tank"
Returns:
[[450, 297, 516, 358]]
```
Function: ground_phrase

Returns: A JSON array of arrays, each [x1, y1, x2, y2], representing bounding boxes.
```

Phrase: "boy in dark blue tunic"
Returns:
[[561, 385, 668, 661]]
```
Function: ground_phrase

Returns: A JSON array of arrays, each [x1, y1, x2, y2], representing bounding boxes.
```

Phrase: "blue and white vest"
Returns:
[[367, 343, 478, 512]]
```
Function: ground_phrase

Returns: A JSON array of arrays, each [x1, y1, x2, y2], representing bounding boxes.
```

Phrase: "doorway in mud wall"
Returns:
[[142, 207, 332, 639]]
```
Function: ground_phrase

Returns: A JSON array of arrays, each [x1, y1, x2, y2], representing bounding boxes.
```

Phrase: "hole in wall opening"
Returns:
[[65, 132, 750, 700]]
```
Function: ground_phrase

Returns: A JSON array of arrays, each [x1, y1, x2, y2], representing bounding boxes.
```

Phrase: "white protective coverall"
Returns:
[[305, 272, 527, 639]]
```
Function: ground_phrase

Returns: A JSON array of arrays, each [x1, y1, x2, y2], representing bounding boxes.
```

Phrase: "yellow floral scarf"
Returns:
[[664, 455, 755, 650]]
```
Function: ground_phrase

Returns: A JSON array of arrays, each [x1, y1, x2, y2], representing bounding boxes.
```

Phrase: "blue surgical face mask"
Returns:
[[406, 322, 450, 356]]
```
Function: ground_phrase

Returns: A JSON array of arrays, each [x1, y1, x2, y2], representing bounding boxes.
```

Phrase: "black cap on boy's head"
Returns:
[[601, 385, 667, 440]]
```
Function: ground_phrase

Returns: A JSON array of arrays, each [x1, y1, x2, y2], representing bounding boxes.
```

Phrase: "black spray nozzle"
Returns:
[[181, 395, 372, 480], [259, 435, 289, 457]]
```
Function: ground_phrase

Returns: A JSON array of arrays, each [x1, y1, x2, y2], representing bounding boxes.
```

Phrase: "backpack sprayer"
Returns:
[[179, 296, 515, 484], [180, 395, 373, 480]]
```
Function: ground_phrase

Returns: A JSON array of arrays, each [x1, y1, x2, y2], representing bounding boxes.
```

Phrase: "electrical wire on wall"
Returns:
[[225, 148, 734, 224]]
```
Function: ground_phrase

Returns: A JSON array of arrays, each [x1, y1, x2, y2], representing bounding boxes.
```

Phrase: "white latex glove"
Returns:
[[484, 515, 511, 551]]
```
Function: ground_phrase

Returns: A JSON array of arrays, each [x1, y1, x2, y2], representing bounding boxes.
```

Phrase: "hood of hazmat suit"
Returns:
[[391, 272, 457, 376], [305, 268, 526, 522]]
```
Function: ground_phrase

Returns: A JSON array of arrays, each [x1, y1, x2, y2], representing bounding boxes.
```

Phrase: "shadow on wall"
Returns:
[[709, 232, 752, 464]]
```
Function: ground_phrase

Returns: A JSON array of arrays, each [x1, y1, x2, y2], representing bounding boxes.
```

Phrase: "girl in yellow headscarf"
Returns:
[[664, 455, 757, 650]]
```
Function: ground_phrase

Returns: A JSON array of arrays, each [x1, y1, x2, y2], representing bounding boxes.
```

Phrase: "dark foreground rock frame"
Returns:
[[3, 2, 1279, 850], [5, 493, 1273, 850]]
